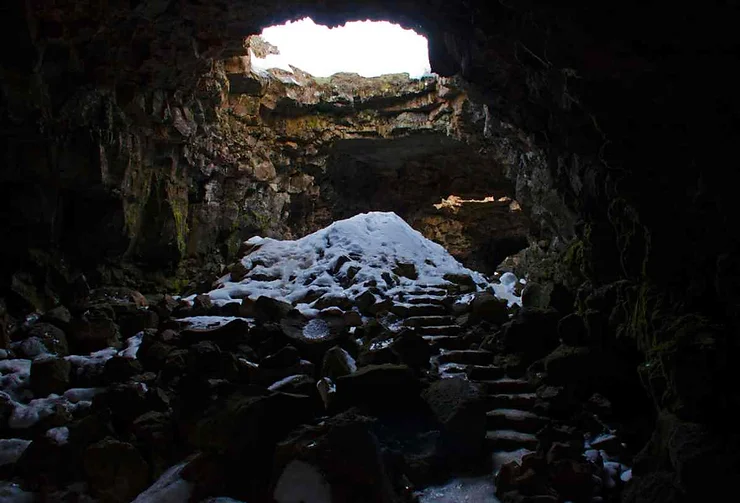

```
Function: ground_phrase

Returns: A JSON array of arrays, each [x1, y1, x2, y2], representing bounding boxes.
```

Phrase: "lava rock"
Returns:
[[30, 356, 71, 397], [25, 322, 69, 355], [190, 391, 313, 458], [470, 292, 510, 324], [83, 437, 150, 503], [421, 377, 486, 463], [321, 345, 357, 379], [255, 296, 295, 322], [68, 309, 121, 353], [335, 364, 422, 411], [271, 410, 398, 503]]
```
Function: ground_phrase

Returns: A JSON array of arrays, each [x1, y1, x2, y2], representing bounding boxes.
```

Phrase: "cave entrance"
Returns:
[[290, 134, 531, 274], [251, 17, 432, 78]]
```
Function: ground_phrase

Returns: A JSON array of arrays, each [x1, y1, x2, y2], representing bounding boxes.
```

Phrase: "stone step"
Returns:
[[404, 316, 456, 327], [483, 393, 538, 411], [486, 409, 549, 434], [405, 296, 447, 306], [437, 362, 470, 377], [486, 430, 539, 451], [414, 325, 462, 336], [480, 378, 534, 394], [467, 365, 507, 381], [404, 288, 448, 297], [391, 303, 448, 317], [492, 448, 534, 475], [437, 349, 494, 366], [422, 336, 468, 350]]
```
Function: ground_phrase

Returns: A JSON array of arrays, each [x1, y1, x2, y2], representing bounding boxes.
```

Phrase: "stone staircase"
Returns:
[[390, 285, 467, 350], [389, 284, 550, 477]]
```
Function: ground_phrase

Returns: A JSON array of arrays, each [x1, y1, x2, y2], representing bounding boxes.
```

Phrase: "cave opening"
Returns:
[[1, 1, 733, 502], [252, 17, 432, 78]]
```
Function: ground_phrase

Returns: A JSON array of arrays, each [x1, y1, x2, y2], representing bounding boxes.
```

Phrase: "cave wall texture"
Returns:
[[1, 1, 739, 498]]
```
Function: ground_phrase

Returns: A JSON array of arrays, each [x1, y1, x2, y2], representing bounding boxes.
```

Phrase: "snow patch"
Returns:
[[189, 212, 504, 310], [274, 460, 332, 503], [176, 316, 254, 330], [416, 476, 499, 502], [46, 426, 69, 445], [132, 461, 193, 503], [120, 333, 144, 359]]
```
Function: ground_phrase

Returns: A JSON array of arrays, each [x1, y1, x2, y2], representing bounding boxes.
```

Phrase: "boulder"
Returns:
[[255, 296, 294, 322], [390, 332, 432, 369], [500, 308, 560, 361], [102, 356, 144, 384], [321, 346, 357, 379], [181, 318, 251, 348], [68, 309, 121, 353], [190, 391, 313, 458], [421, 377, 486, 463], [392, 262, 418, 280], [443, 273, 477, 293], [25, 322, 69, 355], [470, 292, 510, 324], [335, 364, 422, 411], [271, 410, 398, 503], [30, 356, 71, 397], [83, 437, 150, 503], [41, 305, 72, 330]]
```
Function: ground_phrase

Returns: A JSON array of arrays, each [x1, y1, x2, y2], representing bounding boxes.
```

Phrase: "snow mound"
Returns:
[[193, 212, 518, 313]]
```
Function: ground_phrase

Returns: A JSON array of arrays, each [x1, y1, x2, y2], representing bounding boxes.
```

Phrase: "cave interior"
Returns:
[[0, 1, 738, 502]]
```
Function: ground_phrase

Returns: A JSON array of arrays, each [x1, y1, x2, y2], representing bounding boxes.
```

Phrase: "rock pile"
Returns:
[[0, 213, 638, 502]]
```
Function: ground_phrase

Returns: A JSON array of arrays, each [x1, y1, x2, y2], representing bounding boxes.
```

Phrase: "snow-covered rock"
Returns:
[[190, 212, 520, 314]]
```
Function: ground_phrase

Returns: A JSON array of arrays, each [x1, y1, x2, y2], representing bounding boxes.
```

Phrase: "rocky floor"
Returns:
[[0, 214, 636, 503]]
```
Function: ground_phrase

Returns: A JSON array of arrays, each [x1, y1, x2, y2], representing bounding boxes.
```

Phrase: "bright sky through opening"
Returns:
[[252, 18, 432, 78]]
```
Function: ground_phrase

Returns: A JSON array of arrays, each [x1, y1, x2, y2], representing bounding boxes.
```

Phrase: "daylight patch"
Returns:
[[252, 18, 432, 78]]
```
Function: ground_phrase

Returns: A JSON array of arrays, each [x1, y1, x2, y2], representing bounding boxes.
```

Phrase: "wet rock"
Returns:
[[30, 356, 71, 396], [421, 377, 486, 463], [83, 437, 150, 503]]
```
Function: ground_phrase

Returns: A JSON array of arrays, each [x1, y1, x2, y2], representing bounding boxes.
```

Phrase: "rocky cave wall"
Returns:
[[2, 1, 740, 500]]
